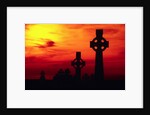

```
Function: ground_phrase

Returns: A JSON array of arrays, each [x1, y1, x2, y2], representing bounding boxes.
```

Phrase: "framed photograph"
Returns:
[[25, 23, 125, 90], [1, 0, 148, 112]]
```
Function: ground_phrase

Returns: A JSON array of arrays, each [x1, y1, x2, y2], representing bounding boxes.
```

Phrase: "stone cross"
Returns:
[[71, 52, 85, 80], [90, 29, 109, 80]]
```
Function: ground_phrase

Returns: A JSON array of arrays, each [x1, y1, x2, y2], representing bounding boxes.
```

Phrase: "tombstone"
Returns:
[[64, 68, 72, 80], [82, 73, 89, 80], [53, 69, 64, 80], [90, 29, 109, 80], [71, 52, 85, 80], [40, 70, 46, 80]]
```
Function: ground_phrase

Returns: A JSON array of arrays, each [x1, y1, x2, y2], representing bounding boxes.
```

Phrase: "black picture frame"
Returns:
[[1, 0, 149, 113]]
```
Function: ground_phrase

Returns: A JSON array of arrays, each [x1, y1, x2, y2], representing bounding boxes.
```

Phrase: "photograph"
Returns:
[[25, 24, 125, 90]]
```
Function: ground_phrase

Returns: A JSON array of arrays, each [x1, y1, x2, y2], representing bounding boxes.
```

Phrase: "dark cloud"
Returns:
[[46, 41, 55, 47], [37, 40, 55, 48], [37, 46, 46, 48]]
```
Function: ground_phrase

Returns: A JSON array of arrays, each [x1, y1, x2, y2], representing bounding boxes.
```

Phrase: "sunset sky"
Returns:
[[25, 24, 125, 80]]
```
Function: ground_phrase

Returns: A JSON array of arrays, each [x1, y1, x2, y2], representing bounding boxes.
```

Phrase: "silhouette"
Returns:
[[53, 69, 65, 80], [25, 29, 125, 90], [90, 74, 95, 80], [64, 68, 73, 80], [40, 70, 46, 80], [71, 52, 85, 80], [82, 73, 90, 80], [90, 29, 109, 81]]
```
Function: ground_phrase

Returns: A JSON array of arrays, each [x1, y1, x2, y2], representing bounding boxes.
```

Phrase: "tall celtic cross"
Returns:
[[90, 29, 109, 80], [71, 52, 85, 80]]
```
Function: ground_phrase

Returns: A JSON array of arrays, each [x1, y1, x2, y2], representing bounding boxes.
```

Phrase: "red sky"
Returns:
[[25, 24, 125, 80]]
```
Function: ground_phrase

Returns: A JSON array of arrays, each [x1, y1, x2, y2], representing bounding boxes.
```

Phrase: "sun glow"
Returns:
[[25, 24, 62, 47], [25, 24, 125, 80]]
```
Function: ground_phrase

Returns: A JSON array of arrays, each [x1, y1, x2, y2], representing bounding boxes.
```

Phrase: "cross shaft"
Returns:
[[71, 52, 85, 80], [90, 29, 109, 80]]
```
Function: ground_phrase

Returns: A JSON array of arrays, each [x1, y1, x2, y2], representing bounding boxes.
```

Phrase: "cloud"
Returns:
[[25, 55, 57, 63], [37, 40, 55, 48], [25, 56, 38, 63], [104, 29, 119, 34], [46, 41, 55, 47], [25, 24, 37, 30], [37, 45, 46, 48], [84, 28, 118, 34], [49, 32, 62, 35], [64, 24, 85, 29]]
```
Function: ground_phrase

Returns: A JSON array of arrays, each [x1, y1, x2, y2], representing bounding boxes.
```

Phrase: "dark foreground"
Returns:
[[25, 80, 125, 90]]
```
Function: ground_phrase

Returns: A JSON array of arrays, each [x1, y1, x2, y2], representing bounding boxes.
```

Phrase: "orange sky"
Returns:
[[25, 24, 125, 80]]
